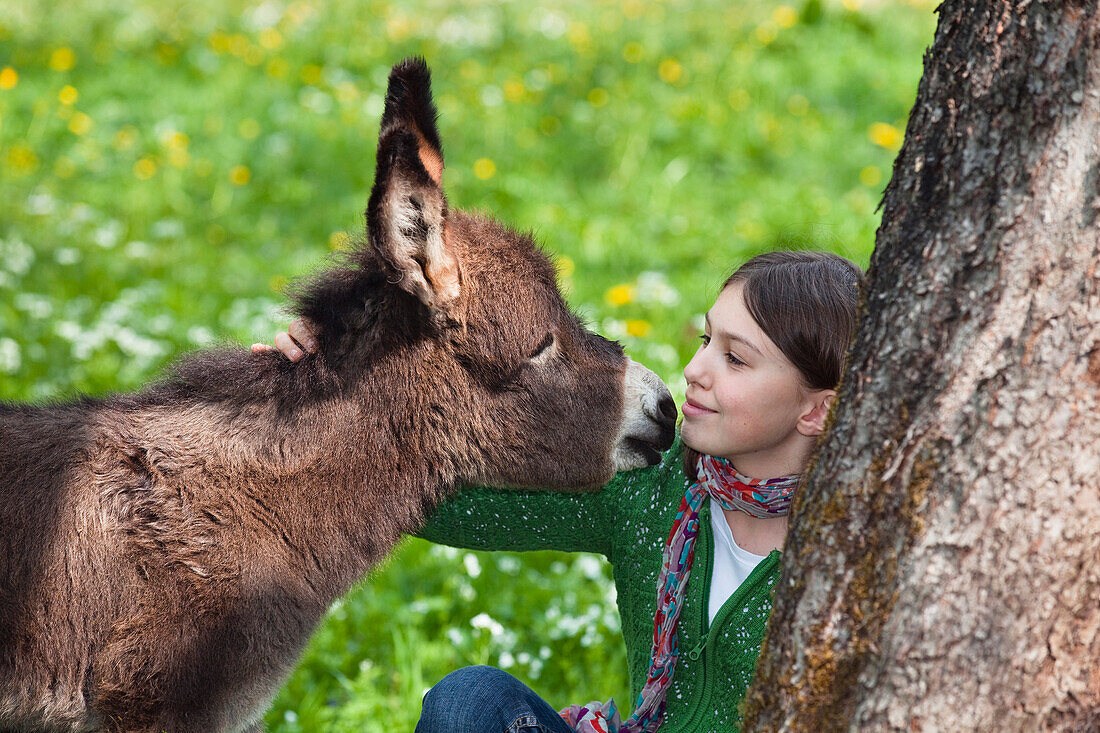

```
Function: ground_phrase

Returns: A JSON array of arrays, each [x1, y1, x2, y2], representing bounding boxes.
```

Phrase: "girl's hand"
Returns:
[[250, 318, 319, 362]]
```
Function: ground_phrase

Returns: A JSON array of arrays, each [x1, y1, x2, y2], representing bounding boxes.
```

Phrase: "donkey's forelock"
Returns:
[[453, 218, 565, 312]]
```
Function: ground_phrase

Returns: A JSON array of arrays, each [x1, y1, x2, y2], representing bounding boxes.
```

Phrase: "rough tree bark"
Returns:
[[743, 2, 1100, 731]]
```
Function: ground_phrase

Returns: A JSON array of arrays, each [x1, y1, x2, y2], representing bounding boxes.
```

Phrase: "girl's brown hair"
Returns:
[[683, 250, 864, 478]]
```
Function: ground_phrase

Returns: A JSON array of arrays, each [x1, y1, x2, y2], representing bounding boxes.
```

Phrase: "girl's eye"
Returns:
[[698, 333, 711, 346], [725, 352, 745, 367]]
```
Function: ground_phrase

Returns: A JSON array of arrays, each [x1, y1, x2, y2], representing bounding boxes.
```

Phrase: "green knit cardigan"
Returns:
[[417, 438, 781, 733]]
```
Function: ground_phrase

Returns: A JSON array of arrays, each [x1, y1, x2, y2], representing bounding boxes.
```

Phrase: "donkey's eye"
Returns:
[[528, 333, 557, 364]]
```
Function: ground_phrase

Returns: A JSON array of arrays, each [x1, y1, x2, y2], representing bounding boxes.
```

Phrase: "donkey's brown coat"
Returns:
[[0, 59, 674, 732]]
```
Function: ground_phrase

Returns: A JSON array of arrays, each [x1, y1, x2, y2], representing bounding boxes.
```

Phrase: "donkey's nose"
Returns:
[[654, 394, 677, 450], [656, 394, 676, 423], [641, 392, 676, 452]]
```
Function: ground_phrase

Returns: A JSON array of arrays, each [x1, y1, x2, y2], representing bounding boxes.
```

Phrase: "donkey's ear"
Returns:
[[366, 57, 460, 317]]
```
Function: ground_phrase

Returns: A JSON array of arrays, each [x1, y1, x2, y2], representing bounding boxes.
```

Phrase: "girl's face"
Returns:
[[681, 283, 833, 477]]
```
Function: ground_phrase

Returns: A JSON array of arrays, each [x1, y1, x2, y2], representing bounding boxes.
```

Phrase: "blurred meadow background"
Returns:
[[0, 0, 935, 729]]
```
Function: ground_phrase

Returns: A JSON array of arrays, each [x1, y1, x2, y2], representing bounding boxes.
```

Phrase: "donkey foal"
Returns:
[[0, 58, 675, 732]]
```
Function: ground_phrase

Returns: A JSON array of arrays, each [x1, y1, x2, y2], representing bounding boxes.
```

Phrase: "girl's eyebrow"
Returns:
[[704, 312, 764, 356]]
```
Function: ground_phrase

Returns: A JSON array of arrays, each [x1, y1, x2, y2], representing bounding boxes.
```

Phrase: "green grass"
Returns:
[[0, 0, 936, 729]]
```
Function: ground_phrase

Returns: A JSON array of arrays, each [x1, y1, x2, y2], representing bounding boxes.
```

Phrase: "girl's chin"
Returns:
[[681, 424, 741, 462], [679, 424, 711, 453]]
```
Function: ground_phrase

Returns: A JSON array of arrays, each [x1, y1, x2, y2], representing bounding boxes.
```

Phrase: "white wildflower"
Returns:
[[0, 338, 21, 373], [470, 612, 504, 637], [26, 192, 57, 215]]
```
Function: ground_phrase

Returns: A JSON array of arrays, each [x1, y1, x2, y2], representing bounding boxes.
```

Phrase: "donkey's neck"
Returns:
[[135, 378, 457, 599]]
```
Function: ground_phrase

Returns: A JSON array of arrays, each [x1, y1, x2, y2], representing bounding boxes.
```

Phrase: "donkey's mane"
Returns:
[[13, 210, 561, 419], [128, 244, 400, 414]]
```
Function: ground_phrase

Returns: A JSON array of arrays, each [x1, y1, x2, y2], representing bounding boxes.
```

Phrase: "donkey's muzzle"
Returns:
[[612, 359, 676, 471]]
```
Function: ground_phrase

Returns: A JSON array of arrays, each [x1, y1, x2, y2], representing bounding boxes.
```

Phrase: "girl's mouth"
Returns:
[[682, 398, 716, 417]]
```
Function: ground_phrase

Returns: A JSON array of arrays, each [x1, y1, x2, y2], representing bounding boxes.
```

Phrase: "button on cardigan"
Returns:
[[417, 438, 781, 733]]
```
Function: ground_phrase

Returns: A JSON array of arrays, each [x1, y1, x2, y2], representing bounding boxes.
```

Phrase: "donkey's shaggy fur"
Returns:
[[0, 59, 675, 732]]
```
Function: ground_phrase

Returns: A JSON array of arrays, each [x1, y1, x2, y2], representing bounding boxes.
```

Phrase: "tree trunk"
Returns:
[[743, 2, 1100, 731]]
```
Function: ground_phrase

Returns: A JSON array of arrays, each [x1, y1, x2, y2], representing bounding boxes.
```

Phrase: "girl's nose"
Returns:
[[683, 345, 709, 388]]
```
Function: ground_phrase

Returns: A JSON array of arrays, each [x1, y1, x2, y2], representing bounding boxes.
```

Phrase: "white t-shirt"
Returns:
[[708, 505, 768, 623]]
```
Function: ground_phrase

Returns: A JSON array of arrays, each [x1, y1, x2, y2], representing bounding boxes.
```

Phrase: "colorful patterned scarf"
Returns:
[[559, 454, 801, 733]]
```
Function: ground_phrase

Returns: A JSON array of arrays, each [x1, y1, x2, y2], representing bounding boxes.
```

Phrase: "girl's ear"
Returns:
[[797, 389, 836, 437]]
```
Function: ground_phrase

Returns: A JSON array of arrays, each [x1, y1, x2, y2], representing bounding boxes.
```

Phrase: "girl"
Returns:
[[259, 250, 863, 732]]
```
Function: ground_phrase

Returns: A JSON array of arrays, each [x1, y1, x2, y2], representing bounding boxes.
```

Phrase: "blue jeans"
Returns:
[[415, 665, 578, 733]]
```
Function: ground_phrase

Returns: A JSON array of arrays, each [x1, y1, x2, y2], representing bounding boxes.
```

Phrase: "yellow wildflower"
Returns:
[[0, 67, 17, 89], [168, 148, 190, 168], [386, 15, 412, 40], [503, 80, 525, 103], [286, 1, 314, 26], [209, 31, 231, 54], [229, 34, 249, 57], [329, 231, 350, 250], [6, 143, 38, 174], [538, 115, 561, 136], [113, 126, 138, 150], [473, 158, 496, 180], [134, 157, 157, 180], [658, 58, 682, 84], [754, 24, 778, 45], [164, 131, 189, 149], [735, 218, 765, 242], [266, 57, 289, 79], [625, 319, 652, 338], [156, 43, 179, 65], [587, 88, 609, 108], [868, 122, 902, 150], [58, 85, 78, 105], [300, 64, 323, 85], [567, 22, 590, 48], [258, 28, 284, 51], [605, 284, 635, 307], [68, 111, 92, 135], [860, 165, 882, 187], [554, 255, 575, 278], [229, 165, 251, 185], [49, 47, 76, 71], [772, 5, 798, 28], [622, 42, 644, 64]]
